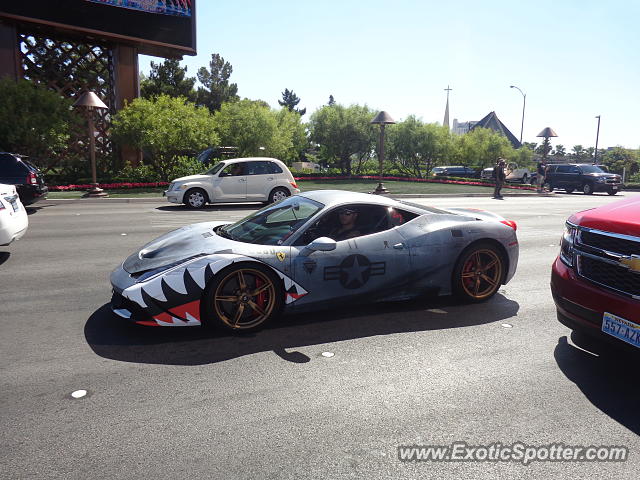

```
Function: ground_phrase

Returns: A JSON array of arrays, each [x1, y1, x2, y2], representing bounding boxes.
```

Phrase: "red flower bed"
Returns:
[[51, 177, 536, 191], [295, 175, 536, 190], [50, 182, 170, 191]]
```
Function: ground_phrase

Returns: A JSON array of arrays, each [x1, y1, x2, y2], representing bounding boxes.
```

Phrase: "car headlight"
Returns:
[[559, 222, 577, 267], [596, 178, 605, 183], [135, 254, 207, 283]]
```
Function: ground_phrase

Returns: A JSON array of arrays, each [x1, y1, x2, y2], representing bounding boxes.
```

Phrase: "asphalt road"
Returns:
[[1, 191, 639, 480]]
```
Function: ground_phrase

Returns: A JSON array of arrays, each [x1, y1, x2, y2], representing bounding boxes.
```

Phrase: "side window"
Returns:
[[570, 167, 580, 174], [221, 163, 245, 176], [267, 162, 283, 174], [295, 204, 420, 245], [0, 155, 27, 176], [556, 166, 570, 173], [245, 161, 266, 176]]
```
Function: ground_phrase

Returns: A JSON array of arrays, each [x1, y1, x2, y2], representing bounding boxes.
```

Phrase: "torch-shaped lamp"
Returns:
[[73, 91, 109, 197], [370, 111, 396, 194]]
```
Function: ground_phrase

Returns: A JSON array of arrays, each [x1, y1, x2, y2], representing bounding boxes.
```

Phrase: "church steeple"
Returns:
[[443, 85, 452, 129]]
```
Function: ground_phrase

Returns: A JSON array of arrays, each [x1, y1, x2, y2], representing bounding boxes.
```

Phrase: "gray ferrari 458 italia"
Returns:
[[110, 190, 519, 331]]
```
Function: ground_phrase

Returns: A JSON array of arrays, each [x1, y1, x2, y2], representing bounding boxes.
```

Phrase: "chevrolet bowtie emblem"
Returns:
[[619, 255, 640, 273]]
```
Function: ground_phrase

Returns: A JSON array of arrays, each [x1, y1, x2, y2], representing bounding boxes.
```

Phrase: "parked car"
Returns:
[[111, 190, 519, 331], [0, 153, 48, 205], [551, 196, 640, 353], [0, 183, 28, 246], [165, 157, 300, 208], [480, 163, 531, 183], [431, 166, 477, 178], [544, 163, 621, 195]]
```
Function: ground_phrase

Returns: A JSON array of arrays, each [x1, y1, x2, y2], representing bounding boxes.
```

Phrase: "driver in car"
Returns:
[[329, 208, 361, 241]]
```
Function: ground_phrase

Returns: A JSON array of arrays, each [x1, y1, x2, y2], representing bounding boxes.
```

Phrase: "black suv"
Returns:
[[431, 166, 477, 178], [544, 164, 621, 195], [0, 153, 49, 205]]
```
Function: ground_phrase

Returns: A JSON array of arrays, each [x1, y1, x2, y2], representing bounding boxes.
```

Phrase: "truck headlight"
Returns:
[[559, 222, 577, 267], [596, 177, 605, 183]]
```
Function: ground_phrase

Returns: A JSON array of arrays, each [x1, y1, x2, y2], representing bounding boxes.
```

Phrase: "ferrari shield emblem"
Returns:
[[276, 252, 286, 262]]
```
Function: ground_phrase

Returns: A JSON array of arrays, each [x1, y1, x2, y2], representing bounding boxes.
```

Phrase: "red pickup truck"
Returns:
[[551, 196, 640, 352]]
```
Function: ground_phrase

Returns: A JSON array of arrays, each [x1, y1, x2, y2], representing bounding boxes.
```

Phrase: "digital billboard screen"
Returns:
[[0, 0, 196, 57]]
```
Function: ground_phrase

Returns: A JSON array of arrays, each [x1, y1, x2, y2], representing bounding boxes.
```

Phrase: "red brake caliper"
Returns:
[[463, 257, 475, 290]]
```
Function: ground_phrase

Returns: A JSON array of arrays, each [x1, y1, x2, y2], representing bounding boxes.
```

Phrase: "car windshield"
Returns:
[[219, 196, 324, 245], [580, 165, 605, 174], [205, 162, 226, 175]]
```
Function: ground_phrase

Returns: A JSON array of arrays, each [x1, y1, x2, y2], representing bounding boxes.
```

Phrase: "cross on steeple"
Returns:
[[443, 85, 452, 129]]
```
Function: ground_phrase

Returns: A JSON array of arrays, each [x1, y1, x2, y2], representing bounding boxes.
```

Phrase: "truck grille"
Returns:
[[579, 256, 640, 297], [579, 230, 640, 256], [576, 228, 640, 298]]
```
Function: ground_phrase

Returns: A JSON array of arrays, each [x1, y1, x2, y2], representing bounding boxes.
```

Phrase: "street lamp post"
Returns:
[[594, 115, 601, 165], [370, 111, 396, 194], [536, 127, 558, 160], [510, 85, 526, 144], [73, 91, 109, 197]]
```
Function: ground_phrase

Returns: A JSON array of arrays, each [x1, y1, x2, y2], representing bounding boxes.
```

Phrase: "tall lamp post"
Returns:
[[509, 85, 526, 144], [370, 111, 396, 194], [594, 115, 601, 165], [73, 91, 108, 197]]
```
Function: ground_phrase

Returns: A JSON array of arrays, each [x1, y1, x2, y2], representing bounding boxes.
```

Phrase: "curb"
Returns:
[[44, 191, 557, 203]]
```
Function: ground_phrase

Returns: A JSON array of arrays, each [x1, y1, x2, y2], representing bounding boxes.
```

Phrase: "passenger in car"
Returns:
[[329, 208, 361, 241]]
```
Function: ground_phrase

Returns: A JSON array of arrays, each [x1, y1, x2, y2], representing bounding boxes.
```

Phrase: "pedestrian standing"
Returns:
[[493, 159, 506, 199], [537, 160, 546, 193]]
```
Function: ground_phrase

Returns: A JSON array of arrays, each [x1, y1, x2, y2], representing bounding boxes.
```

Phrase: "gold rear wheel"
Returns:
[[454, 244, 504, 302]]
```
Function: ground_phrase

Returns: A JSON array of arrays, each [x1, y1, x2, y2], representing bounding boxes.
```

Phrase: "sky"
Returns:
[[140, 0, 640, 150]]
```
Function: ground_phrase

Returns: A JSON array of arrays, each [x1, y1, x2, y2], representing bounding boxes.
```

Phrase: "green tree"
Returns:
[[213, 99, 305, 162], [511, 143, 534, 167], [585, 147, 595, 159], [111, 95, 218, 180], [196, 53, 239, 113], [386, 116, 453, 177], [274, 107, 308, 161], [454, 128, 514, 168], [140, 59, 196, 101], [0, 78, 77, 167], [553, 144, 566, 156], [308, 104, 377, 175], [571, 145, 587, 160], [601, 147, 639, 177], [278, 88, 306, 115]]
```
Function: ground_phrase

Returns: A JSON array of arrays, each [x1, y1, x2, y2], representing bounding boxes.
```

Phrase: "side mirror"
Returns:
[[300, 237, 336, 256]]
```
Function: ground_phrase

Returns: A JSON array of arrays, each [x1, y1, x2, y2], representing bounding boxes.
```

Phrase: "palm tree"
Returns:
[[553, 144, 566, 156]]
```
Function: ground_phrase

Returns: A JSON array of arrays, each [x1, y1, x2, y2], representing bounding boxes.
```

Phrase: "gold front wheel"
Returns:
[[454, 244, 504, 302], [205, 264, 283, 331]]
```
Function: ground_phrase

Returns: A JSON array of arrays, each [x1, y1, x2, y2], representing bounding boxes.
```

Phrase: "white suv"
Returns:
[[165, 157, 300, 208]]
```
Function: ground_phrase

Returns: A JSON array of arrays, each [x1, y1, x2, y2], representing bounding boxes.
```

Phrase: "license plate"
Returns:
[[602, 312, 640, 348], [612, 186, 618, 190]]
